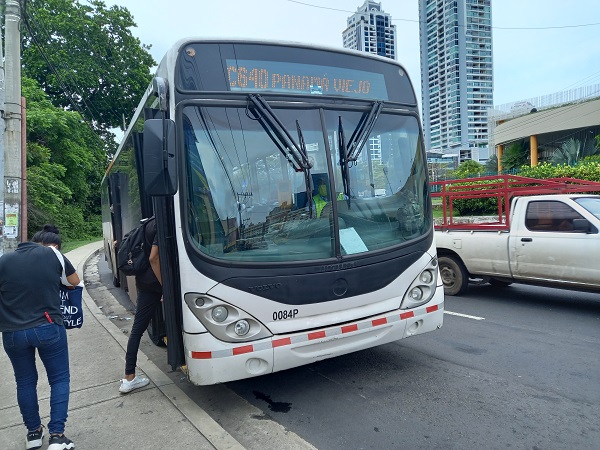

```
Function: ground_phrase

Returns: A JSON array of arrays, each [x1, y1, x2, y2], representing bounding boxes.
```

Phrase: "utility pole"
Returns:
[[2, 0, 23, 253], [0, 2, 5, 254]]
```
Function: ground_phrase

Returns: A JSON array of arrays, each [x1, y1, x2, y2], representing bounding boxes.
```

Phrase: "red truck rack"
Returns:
[[431, 175, 600, 231]]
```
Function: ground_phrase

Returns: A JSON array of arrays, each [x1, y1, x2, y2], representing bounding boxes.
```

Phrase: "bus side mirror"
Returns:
[[143, 119, 177, 196]]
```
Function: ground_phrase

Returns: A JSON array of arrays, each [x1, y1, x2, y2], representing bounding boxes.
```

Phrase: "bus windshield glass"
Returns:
[[182, 102, 430, 262]]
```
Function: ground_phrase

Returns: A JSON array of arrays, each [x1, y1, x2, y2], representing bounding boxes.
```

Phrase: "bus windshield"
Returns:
[[182, 101, 430, 262]]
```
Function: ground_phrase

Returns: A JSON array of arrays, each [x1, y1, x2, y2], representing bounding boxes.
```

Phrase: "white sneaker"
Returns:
[[119, 375, 150, 394]]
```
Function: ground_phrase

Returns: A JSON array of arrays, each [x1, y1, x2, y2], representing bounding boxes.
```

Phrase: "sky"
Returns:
[[110, 0, 600, 109]]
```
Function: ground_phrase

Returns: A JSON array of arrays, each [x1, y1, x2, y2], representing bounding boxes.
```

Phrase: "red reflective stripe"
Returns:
[[190, 304, 443, 359], [308, 331, 326, 340], [273, 337, 292, 347], [342, 324, 358, 333], [233, 345, 254, 355]]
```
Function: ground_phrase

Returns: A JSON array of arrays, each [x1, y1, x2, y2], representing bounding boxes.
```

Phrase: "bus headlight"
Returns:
[[401, 258, 438, 309], [410, 287, 423, 301], [420, 270, 433, 284], [211, 306, 228, 323], [234, 320, 250, 336], [184, 293, 272, 342]]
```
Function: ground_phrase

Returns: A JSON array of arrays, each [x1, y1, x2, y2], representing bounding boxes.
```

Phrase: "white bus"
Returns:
[[101, 38, 444, 385]]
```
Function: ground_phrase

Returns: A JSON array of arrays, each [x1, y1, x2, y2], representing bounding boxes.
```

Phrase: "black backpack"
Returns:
[[116, 218, 154, 276]]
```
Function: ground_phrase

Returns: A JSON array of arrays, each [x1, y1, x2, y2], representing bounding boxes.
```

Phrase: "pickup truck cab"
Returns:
[[433, 177, 600, 296]]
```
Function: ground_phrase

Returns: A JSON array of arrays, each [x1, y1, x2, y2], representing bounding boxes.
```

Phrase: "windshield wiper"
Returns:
[[248, 94, 309, 173], [296, 120, 314, 218], [338, 101, 383, 206], [247, 94, 314, 216], [338, 116, 351, 205], [345, 101, 384, 162]]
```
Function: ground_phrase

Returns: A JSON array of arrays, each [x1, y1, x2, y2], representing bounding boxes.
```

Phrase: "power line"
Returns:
[[22, 13, 95, 124], [27, 2, 143, 134], [23, 0, 136, 132], [22, 8, 110, 150], [287, 0, 600, 30], [24, 12, 101, 125]]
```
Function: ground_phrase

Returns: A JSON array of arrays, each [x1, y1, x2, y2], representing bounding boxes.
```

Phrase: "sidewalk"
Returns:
[[0, 241, 244, 450]]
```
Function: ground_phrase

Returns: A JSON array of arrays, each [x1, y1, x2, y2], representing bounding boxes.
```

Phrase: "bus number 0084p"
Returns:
[[273, 309, 299, 320]]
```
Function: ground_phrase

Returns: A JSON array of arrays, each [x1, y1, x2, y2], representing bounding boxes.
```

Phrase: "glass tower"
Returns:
[[419, 0, 493, 161], [343, 1, 397, 60], [343, 1, 397, 165]]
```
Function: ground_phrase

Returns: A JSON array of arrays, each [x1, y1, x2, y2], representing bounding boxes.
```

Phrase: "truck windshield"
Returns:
[[574, 197, 600, 219], [182, 102, 430, 263]]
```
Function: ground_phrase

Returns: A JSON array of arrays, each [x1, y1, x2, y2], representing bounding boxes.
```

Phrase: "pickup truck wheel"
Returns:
[[439, 256, 468, 296]]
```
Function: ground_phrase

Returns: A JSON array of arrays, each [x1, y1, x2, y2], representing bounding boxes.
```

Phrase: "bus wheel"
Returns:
[[438, 256, 468, 296], [147, 329, 167, 347]]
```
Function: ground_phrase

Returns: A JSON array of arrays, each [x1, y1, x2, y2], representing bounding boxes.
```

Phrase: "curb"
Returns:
[[75, 243, 245, 450]]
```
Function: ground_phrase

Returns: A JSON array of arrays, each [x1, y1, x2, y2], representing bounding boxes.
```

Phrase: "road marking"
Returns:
[[444, 311, 485, 321]]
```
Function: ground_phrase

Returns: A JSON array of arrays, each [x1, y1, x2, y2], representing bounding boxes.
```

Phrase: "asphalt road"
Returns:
[[90, 252, 600, 450]]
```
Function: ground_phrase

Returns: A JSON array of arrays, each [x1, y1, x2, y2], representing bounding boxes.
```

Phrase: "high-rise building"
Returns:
[[343, 1, 396, 164], [419, 0, 493, 162], [343, 1, 397, 60]]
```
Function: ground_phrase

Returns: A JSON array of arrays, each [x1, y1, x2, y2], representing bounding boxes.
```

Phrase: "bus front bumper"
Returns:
[[183, 300, 444, 386]]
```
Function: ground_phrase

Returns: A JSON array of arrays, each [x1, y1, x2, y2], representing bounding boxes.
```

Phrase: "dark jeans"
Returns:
[[125, 287, 162, 376], [2, 323, 70, 434]]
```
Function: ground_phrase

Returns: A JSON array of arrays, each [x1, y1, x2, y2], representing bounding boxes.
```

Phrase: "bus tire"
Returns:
[[147, 328, 167, 347], [439, 255, 468, 296]]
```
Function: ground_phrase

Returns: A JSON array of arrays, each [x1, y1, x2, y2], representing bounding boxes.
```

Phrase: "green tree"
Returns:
[[23, 76, 106, 240], [485, 154, 498, 174], [22, 0, 155, 132], [501, 140, 529, 171], [451, 159, 485, 179], [550, 138, 599, 165]]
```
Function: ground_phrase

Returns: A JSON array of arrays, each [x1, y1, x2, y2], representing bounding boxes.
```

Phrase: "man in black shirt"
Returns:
[[0, 225, 80, 450]]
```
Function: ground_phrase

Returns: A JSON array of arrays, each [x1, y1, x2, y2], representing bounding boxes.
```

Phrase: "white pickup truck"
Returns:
[[434, 190, 600, 296]]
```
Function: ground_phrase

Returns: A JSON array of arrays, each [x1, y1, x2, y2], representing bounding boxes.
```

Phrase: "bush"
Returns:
[[518, 161, 600, 181], [444, 161, 600, 217], [443, 180, 504, 216], [27, 206, 101, 241], [454, 196, 501, 216]]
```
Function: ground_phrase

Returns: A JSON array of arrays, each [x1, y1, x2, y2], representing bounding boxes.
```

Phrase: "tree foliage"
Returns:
[[19, 1, 157, 241], [518, 161, 600, 182], [501, 140, 529, 171], [550, 138, 599, 165], [451, 159, 485, 179], [24, 76, 106, 240], [485, 154, 498, 174], [22, 0, 155, 132]]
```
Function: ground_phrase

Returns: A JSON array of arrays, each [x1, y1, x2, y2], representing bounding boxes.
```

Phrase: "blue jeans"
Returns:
[[2, 323, 70, 434]]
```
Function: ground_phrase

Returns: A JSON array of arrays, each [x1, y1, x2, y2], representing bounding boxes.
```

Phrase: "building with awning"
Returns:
[[489, 88, 600, 171]]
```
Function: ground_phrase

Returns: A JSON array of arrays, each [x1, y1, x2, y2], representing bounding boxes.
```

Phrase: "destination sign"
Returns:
[[225, 59, 389, 100]]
